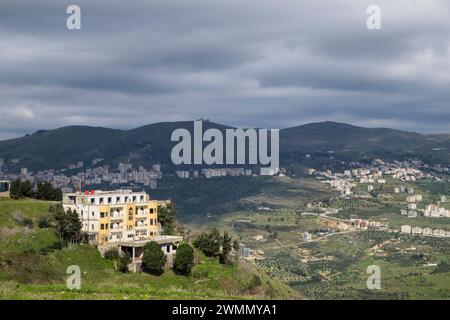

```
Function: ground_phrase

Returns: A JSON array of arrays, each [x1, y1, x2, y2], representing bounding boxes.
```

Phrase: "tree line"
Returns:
[[10, 179, 62, 201], [126, 227, 239, 276], [104, 240, 195, 276], [106, 227, 239, 276]]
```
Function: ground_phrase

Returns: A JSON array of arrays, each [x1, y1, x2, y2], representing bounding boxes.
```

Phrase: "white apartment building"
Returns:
[[401, 225, 412, 234], [62, 189, 161, 244], [424, 204, 450, 218]]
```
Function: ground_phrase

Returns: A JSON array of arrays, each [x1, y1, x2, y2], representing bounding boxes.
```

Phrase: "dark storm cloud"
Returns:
[[0, 0, 449, 140]]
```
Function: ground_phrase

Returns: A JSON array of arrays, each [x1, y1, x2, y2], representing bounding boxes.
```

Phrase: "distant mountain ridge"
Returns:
[[0, 121, 448, 172]]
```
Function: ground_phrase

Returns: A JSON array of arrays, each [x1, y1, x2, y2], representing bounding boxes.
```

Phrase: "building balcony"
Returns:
[[136, 209, 147, 216]]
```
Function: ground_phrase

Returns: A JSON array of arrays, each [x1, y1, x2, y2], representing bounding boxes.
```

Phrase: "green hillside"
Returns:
[[0, 126, 123, 170], [95, 120, 234, 168], [280, 121, 427, 154], [0, 120, 448, 172], [280, 121, 449, 167], [0, 199, 298, 300]]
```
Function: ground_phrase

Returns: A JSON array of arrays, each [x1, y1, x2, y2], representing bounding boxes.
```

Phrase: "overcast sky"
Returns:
[[0, 0, 449, 140]]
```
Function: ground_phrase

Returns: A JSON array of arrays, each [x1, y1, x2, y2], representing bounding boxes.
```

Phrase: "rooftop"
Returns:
[[118, 236, 183, 247], [64, 189, 147, 196]]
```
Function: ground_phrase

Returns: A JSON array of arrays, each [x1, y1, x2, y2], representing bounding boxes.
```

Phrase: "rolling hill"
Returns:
[[280, 121, 450, 165], [0, 126, 123, 170], [0, 120, 448, 172]]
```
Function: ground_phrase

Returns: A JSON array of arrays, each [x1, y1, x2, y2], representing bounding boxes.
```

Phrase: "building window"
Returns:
[[149, 208, 154, 214], [132, 196, 136, 202], [140, 195, 144, 202], [116, 196, 120, 203], [91, 224, 94, 230], [90, 198, 95, 205], [108, 197, 112, 204], [150, 219, 154, 225], [92, 211, 95, 217], [99, 198, 104, 204], [100, 224, 105, 230]]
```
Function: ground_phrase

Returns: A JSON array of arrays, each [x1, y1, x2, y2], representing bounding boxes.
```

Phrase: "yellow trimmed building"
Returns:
[[62, 189, 161, 245]]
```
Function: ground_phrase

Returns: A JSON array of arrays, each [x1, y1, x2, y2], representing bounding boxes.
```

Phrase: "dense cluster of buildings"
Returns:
[[350, 218, 389, 230], [399, 196, 449, 219], [314, 159, 432, 198], [175, 166, 286, 179], [0, 158, 161, 193], [176, 167, 254, 179], [401, 225, 450, 238], [423, 204, 450, 218], [399, 194, 423, 218], [324, 178, 355, 197], [314, 160, 449, 222]]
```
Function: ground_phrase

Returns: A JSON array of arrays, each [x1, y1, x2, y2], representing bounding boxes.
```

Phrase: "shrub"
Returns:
[[104, 248, 120, 260], [12, 212, 34, 228], [38, 215, 50, 228], [242, 274, 262, 291], [10, 179, 34, 199], [433, 261, 450, 274], [158, 203, 177, 235], [192, 268, 209, 279], [193, 228, 221, 257], [173, 242, 194, 276], [142, 241, 166, 275], [220, 232, 232, 264], [118, 252, 132, 273], [52, 205, 82, 244]]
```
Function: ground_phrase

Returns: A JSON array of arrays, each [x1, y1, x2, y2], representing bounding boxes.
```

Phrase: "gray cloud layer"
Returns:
[[0, 0, 449, 139]]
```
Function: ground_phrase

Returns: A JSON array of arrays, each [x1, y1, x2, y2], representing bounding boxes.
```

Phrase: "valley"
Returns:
[[181, 169, 450, 299]]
